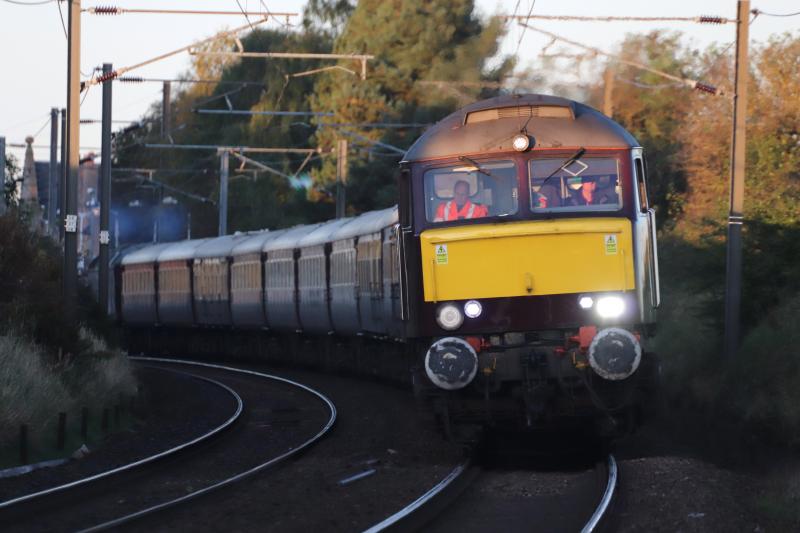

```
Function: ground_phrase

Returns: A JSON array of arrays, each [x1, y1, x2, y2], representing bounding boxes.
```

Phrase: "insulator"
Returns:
[[118, 76, 144, 83], [91, 6, 120, 15], [694, 82, 719, 95], [95, 70, 118, 84], [698, 16, 725, 24]]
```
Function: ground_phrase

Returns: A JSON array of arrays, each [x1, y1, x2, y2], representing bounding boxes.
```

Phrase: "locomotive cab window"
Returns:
[[423, 160, 518, 223], [529, 157, 622, 212]]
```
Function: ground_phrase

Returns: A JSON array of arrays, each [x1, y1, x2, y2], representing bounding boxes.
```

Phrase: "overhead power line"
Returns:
[[517, 22, 727, 97], [83, 6, 297, 22], [144, 144, 323, 155], [81, 17, 273, 90], [750, 8, 800, 18], [117, 76, 267, 86], [195, 109, 334, 117], [189, 50, 376, 80], [502, 13, 733, 24]]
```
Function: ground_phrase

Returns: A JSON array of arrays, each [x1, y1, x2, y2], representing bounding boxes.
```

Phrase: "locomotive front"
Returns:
[[398, 94, 660, 432]]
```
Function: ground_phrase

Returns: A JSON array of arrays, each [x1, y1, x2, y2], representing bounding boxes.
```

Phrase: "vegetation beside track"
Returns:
[[0, 210, 136, 465]]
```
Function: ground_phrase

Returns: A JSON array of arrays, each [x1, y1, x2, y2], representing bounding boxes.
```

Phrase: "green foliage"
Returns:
[[3, 153, 19, 208], [310, 0, 510, 204]]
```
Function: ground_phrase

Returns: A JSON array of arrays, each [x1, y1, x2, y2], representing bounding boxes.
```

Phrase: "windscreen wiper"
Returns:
[[458, 155, 501, 181], [538, 147, 586, 188]]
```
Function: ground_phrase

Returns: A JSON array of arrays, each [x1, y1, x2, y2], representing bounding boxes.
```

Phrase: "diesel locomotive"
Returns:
[[117, 94, 660, 433]]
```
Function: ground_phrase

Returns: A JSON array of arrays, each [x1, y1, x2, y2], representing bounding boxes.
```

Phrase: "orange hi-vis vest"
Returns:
[[435, 200, 487, 221]]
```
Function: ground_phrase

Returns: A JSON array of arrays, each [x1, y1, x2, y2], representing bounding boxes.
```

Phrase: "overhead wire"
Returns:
[[517, 22, 727, 96], [503, 13, 733, 24], [514, 1, 537, 57], [2, 0, 54, 4], [751, 8, 800, 18]]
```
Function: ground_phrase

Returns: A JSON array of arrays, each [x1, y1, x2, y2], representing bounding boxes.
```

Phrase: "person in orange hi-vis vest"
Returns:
[[434, 180, 488, 222]]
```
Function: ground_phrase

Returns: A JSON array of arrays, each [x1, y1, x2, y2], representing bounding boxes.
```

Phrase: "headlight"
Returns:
[[436, 303, 464, 330], [596, 295, 626, 319], [464, 300, 482, 318], [512, 133, 530, 152], [578, 296, 594, 309]]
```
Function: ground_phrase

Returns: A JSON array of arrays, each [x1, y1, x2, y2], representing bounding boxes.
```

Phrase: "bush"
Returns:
[[0, 334, 73, 449]]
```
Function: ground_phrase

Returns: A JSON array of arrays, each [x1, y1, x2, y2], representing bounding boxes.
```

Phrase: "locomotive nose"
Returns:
[[588, 327, 642, 380], [425, 337, 478, 390]]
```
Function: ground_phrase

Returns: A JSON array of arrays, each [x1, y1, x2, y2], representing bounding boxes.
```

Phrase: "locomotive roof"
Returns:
[[157, 238, 211, 262], [402, 94, 639, 163], [120, 242, 174, 266], [194, 233, 252, 259], [262, 223, 323, 252], [331, 206, 398, 241], [297, 217, 353, 248], [231, 229, 288, 256]]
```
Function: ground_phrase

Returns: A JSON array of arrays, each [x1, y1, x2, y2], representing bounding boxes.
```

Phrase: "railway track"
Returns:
[[0, 358, 336, 533], [363, 453, 618, 532]]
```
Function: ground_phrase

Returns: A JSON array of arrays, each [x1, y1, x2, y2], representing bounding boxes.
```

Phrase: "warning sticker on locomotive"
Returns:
[[435, 244, 448, 264], [604, 234, 618, 255]]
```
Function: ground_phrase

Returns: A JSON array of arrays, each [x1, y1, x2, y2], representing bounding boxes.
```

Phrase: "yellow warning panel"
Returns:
[[420, 218, 635, 302]]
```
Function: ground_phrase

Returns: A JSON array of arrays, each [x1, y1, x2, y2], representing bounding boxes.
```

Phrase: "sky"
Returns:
[[0, 0, 798, 164]]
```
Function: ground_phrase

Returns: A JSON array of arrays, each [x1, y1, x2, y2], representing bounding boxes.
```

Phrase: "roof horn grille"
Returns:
[[465, 105, 574, 124]]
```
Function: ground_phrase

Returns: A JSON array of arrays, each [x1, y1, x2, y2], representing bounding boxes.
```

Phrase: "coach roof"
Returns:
[[120, 243, 174, 266], [157, 238, 210, 263], [402, 93, 639, 163], [231, 229, 288, 256], [332, 206, 398, 241], [194, 234, 252, 260]]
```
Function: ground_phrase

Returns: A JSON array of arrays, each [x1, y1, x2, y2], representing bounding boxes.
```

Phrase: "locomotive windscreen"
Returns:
[[423, 160, 518, 222], [529, 157, 622, 212]]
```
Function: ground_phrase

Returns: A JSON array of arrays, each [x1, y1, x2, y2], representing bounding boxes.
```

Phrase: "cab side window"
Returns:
[[634, 158, 648, 213]]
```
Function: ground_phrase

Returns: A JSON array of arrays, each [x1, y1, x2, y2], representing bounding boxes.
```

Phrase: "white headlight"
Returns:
[[512, 133, 530, 152], [596, 296, 626, 319], [436, 303, 464, 330], [464, 300, 482, 318], [578, 296, 594, 309]]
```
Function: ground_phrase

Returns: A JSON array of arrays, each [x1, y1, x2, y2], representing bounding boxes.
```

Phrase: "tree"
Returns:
[[309, 0, 511, 212]]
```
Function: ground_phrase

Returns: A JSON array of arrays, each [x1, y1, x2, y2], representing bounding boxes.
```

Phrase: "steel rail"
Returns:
[[0, 369, 243, 510], [361, 460, 471, 533], [581, 454, 618, 533], [77, 357, 338, 533]]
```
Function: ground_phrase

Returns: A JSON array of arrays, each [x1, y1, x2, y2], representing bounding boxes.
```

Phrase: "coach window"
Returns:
[[423, 160, 518, 223]]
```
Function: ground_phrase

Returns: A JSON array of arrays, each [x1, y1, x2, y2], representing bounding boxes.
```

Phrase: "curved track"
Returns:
[[0, 369, 243, 512], [364, 454, 618, 532], [0, 357, 337, 533]]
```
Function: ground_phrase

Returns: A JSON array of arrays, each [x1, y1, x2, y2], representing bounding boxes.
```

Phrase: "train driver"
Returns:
[[434, 180, 489, 222], [566, 176, 618, 207]]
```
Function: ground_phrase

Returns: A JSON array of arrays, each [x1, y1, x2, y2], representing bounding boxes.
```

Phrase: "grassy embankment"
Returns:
[[0, 209, 136, 468]]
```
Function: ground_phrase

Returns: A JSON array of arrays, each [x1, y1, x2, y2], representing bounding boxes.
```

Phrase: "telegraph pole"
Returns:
[[336, 139, 347, 219], [48, 108, 59, 230], [0, 136, 5, 214], [218, 149, 229, 235], [99, 63, 113, 315], [723, 0, 750, 359], [63, 0, 81, 314], [603, 64, 616, 117], [59, 108, 66, 241], [162, 81, 171, 138]]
